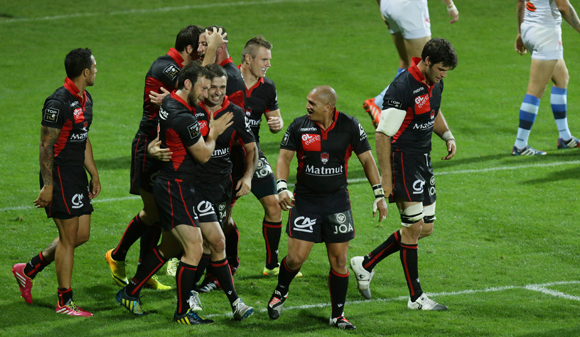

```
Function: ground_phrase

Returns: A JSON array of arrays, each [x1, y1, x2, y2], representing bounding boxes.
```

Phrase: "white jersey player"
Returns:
[[512, 0, 580, 155]]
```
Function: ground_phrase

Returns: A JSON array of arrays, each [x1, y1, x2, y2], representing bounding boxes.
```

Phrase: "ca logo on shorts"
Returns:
[[293, 216, 316, 233], [413, 179, 425, 194], [196, 201, 215, 217], [254, 157, 272, 179], [71, 194, 84, 209]]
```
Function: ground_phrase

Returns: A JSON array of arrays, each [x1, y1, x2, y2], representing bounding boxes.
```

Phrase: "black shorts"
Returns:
[[287, 189, 355, 243], [40, 166, 94, 219], [250, 151, 277, 200], [194, 178, 232, 226], [130, 133, 161, 195], [153, 177, 200, 231], [390, 151, 436, 205]]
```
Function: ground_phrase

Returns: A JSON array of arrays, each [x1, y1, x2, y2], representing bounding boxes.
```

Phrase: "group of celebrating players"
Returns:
[[12, 0, 580, 331]]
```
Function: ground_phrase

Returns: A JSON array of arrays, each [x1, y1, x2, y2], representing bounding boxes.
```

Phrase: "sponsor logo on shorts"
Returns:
[[254, 157, 273, 179], [336, 213, 346, 223], [321, 152, 329, 164], [301, 134, 321, 152], [163, 64, 180, 81], [293, 216, 316, 233], [188, 123, 199, 139], [413, 179, 425, 195], [196, 200, 215, 217], [71, 193, 84, 209], [43, 108, 59, 123], [73, 107, 85, 123], [159, 107, 168, 120]]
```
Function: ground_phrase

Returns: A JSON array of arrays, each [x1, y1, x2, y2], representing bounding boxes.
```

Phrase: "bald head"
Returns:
[[310, 85, 337, 107]]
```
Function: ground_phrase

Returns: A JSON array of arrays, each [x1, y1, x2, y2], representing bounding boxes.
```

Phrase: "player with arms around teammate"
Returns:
[[13, 48, 100, 316], [363, 0, 459, 127], [267, 86, 388, 330], [237, 35, 288, 276], [105, 25, 204, 290], [512, 0, 580, 155], [116, 63, 233, 325], [351, 38, 457, 311]]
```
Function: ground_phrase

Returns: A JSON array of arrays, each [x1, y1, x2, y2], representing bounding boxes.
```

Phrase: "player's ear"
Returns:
[[184, 79, 192, 91], [186, 45, 194, 56]]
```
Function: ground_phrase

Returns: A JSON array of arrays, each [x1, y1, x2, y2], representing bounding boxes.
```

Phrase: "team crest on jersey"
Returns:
[[430, 110, 435, 119], [321, 152, 329, 164], [198, 120, 208, 137], [43, 108, 59, 123], [414, 94, 430, 115], [302, 134, 321, 151], [73, 107, 85, 123], [163, 64, 180, 81], [187, 123, 200, 139]]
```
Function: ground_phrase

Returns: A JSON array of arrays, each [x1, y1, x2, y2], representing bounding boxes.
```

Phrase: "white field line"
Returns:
[[2, 160, 579, 212], [204, 280, 580, 318], [0, 0, 335, 23]]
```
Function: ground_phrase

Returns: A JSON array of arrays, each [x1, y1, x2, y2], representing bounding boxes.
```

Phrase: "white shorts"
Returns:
[[380, 0, 431, 39], [521, 22, 563, 60]]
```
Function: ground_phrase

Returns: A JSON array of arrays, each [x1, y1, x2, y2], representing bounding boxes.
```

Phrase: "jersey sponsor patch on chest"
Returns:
[[163, 64, 180, 81], [414, 93, 431, 115], [43, 108, 59, 123], [73, 107, 85, 123], [302, 133, 321, 151]]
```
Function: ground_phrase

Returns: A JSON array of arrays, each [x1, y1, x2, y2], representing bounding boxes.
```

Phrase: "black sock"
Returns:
[[400, 243, 423, 302], [175, 261, 197, 315], [275, 257, 300, 297], [126, 247, 167, 298], [211, 258, 238, 306], [225, 223, 240, 272], [112, 213, 148, 261], [193, 253, 211, 286], [364, 230, 401, 271], [328, 269, 349, 318], [58, 287, 73, 306], [139, 223, 161, 262], [263, 220, 282, 269], [24, 252, 50, 279]]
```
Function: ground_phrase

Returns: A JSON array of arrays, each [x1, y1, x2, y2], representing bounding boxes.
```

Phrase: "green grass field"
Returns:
[[1, 0, 580, 336]]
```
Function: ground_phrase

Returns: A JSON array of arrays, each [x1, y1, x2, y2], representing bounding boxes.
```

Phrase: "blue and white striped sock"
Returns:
[[515, 94, 540, 149], [551, 86, 571, 140]]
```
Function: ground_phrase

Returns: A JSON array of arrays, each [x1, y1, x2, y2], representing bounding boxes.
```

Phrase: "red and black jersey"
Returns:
[[157, 92, 202, 182], [138, 48, 185, 138], [280, 109, 371, 197], [382, 57, 443, 154], [193, 97, 255, 183], [220, 57, 245, 110], [41, 77, 93, 167], [239, 66, 279, 148]]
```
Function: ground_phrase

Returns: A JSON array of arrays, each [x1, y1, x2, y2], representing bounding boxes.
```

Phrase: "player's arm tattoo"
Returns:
[[39, 126, 61, 186]]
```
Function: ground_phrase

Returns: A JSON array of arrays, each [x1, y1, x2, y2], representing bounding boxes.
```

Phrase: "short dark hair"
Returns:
[[241, 35, 272, 63], [64, 48, 93, 79], [421, 38, 458, 70], [177, 60, 212, 90], [206, 63, 227, 80], [175, 25, 204, 52]]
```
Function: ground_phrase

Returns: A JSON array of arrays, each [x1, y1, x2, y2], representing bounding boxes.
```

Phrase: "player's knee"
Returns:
[[286, 252, 307, 269], [208, 236, 226, 254], [399, 203, 424, 229], [76, 233, 90, 246]]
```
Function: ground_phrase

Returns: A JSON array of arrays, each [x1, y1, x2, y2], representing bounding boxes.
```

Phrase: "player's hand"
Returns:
[[206, 27, 228, 47], [267, 116, 282, 132], [442, 139, 456, 160], [148, 138, 173, 162], [149, 87, 170, 106], [373, 197, 388, 222], [89, 176, 101, 199], [448, 8, 459, 24], [278, 190, 294, 211], [515, 34, 527, 55], [34, 185, 53, 208], [235, 176, 252, 197], [209, 112, 234, 136]]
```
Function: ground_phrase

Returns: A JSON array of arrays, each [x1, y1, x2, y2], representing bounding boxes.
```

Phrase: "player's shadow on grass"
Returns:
[[95, 156, 131, 170], [523, 166, 580, 184]]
